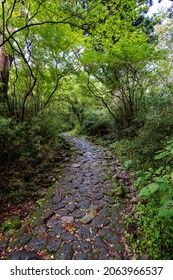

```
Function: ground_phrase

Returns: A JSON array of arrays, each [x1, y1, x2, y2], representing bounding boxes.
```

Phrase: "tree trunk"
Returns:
[[0, 36, 13, 104]]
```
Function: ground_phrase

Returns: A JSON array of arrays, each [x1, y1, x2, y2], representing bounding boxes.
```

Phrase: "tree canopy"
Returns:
[[0, 0, 159, 121]]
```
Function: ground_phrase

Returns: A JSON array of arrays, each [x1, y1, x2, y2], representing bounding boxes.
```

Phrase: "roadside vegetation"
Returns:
[[0, 0, 173, 259]]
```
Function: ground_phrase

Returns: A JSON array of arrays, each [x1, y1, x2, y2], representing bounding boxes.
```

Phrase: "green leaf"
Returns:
[[153, 176, 165, 183], [158, 183, 171, 191], [158, 200, 173, 217], [155, 168, 162, 175], [160, 195, 173, 205], [154, 151, 168, 160], [139, 183, 159, 196]]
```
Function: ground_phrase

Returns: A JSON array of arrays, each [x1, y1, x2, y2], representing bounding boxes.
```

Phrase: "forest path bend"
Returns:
[[2, 135, 135, 260]]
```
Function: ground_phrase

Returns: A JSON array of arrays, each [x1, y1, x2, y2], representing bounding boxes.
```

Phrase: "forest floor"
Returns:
[[0, 134, 137, 260]]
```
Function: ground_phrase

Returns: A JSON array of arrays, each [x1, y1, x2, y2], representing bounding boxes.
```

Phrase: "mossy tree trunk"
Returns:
[[0, 36, 13, 107]]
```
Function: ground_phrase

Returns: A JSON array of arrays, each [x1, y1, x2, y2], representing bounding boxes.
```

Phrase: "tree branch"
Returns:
[[87, 74, 119, 122], [0, 0, 103, 47], [42, 75, 63, 109]]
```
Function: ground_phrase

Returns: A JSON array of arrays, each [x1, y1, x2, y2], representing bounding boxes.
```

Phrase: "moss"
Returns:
[[1, 216, 21, 233], [112, 186, 125, 198]]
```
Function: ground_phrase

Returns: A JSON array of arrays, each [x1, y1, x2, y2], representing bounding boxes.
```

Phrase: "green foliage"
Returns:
[[0, 112, 66, 168], [159, 201, 173, 218], [109, 139, 130, 154], [139, 140, 173, 218], [154, 139, 173, 162], [105, 91, 173, 259], [0, 117, 24, 164], [36, 198, 46, 207], [107, 91, 173, 171], [0, 220, 13, 233], [82, 108, 113, 136], [139, 183, 160, 196], [0, 216, 21, 234], [134, 202, 173, 259]]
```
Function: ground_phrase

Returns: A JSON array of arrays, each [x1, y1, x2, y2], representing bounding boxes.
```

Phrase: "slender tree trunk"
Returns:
[[0, 36, 13, 104]]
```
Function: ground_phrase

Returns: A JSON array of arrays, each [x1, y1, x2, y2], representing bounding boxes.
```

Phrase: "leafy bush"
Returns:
[[0, 112, 65, 167], [130, 139, 173, 259], [139, 139, 173, 218], [111, 91, 173, 166], [137, 91, 173, 154], [134, 201, 173, 259], [111, 98, 145, 134], [105, 92, 173, 259], [0, 113, 70, 200], [0, 117, 24, 164], [82, 108, 113, 136]]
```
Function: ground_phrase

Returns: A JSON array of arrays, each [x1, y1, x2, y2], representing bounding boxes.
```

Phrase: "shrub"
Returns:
[[134, 201, 173, 259], [82, 108, 113, 136], [0, 117, 24, 164], [0, 113, 65, 167], [138, 139, 173, 218]]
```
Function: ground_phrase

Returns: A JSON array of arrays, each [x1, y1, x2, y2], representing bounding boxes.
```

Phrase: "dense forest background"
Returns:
[[0, 0, 173, 259]]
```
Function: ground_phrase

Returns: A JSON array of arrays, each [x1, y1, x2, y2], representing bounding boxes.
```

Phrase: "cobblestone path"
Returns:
[[1, 135, 135, 260]]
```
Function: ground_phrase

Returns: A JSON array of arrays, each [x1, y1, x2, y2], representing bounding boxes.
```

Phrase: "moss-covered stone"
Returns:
[[111, 185, 125, 198], [6, 250, 42, 260], [10, 233, 33, 249], [54, 243, 74, 260]]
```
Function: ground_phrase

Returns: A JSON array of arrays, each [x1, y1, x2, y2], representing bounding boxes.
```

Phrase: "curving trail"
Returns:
[[1, 135, 136, 260]]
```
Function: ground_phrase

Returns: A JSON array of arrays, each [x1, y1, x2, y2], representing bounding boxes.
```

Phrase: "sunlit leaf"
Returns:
[[139, 183, 159, 196]]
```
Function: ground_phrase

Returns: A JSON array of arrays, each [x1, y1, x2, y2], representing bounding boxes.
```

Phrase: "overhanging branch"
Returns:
[[0, 0, 103, 47], [87, 74, 119, 122]]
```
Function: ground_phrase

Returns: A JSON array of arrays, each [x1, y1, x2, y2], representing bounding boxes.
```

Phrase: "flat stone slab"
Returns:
[[75, 240, 92, 252], [80, 212, 95, 224], [61, 232, 76, 242], [93, 193, 104, 200], [73, 209, 85, 218], [77, 200, 91, 209], [65, 204, 76, 212], [79, 226, 97, 240], [61, 216, 74, 225], [29, 237, 48, 251], [71, 164, 81, 168], [46, 238, 62, 252], [91, 216, 109, 228], [11, 233, 33, 249], [54, 243, 74, 260], [74, 252, 94, 260], [6, 250, 42, 260], [57, 209, 71, 216], [47, 217, 59, 227], [99, 228, 118, 244], [48, 225, 64, 237]]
